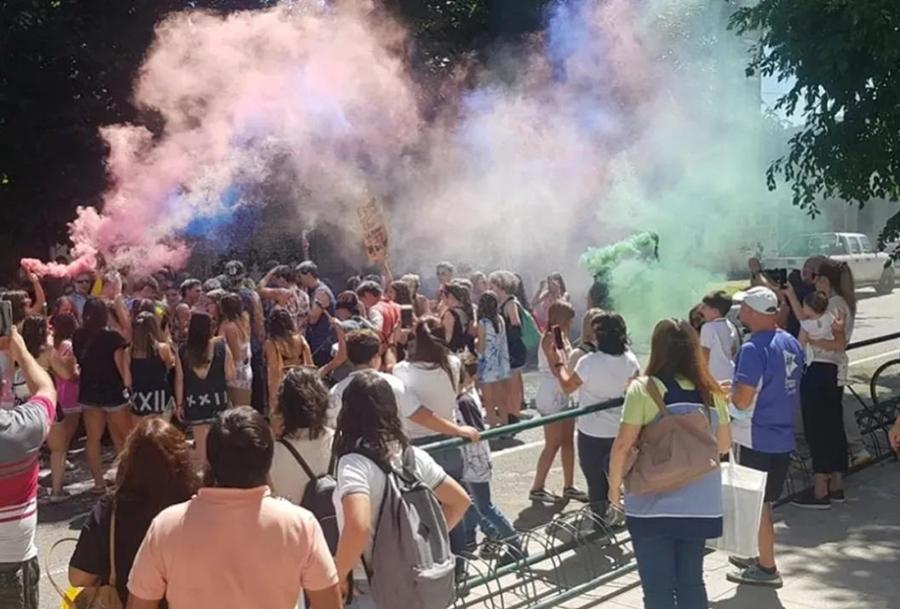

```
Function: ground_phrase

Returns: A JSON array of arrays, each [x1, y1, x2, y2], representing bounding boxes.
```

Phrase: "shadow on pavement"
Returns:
[[710, 586, 788, 609]]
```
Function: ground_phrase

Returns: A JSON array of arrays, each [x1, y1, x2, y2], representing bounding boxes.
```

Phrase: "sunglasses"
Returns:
[[75, 280, 91, 285]]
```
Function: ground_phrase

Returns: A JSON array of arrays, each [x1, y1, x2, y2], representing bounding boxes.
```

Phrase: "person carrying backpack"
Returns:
[[331, 371, 470, 609], [268, 368, 338, 553], [599, 319, 732, 609]]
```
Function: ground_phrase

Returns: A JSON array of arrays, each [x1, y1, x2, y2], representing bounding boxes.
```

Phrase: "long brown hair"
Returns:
[[115, 417, 197, 511], [645, 318, 724, 408], [185, 311, 213, 369], [333, 371, 408, 463], [817, 258, 857, 317], [389, 280, 412, 306], [132, 311, 162, 357], [410, 316, 457, 391]]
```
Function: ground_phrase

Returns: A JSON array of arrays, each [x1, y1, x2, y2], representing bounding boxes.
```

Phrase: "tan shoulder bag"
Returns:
[[48, 502, 124, 609], [624, 377, 720, 496]]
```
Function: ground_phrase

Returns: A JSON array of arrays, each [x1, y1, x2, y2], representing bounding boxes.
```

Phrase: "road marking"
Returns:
[[850, 350, 897, 367], [493, 349, 897, 458]]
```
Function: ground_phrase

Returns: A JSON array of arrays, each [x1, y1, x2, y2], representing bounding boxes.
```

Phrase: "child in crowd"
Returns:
[[798, 290, 834, 364], [475, 292, 511, 427], [698, 290, 740, 385], [457, 354, 524, 565]]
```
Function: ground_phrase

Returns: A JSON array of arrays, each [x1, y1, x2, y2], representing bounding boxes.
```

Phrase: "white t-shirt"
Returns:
[[328, 369, 420, 428], [700, 318, 739, 383], [392, 357, 462, 440], [809, 295, 853, 384], [269, 428, 335, 505], [800, 312, 834, 341], [574, 350, 640, 438], [333, 445, 446, 580]]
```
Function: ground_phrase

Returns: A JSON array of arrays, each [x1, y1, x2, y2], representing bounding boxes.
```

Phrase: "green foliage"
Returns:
[[728, 0, 900, 249]]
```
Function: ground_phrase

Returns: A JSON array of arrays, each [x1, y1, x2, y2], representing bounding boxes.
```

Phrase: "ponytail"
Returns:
[[410, 316, 458, 392], [837, 262, 857, 317]]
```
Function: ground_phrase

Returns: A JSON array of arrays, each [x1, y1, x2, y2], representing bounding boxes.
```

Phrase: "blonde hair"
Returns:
[[488, 270, 518, 293], [547, 300, 575, 327]]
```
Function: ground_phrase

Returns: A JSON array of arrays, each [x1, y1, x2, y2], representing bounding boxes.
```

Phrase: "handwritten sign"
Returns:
[[357, 198, 389, 262]]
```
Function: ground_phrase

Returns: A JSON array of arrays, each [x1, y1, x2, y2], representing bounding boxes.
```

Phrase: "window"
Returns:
[[846, 236, 861, 254], [859, 235, 874, 253]]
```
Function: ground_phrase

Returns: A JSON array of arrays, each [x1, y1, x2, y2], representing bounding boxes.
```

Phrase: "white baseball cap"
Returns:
[[733, 286, 779, 315]]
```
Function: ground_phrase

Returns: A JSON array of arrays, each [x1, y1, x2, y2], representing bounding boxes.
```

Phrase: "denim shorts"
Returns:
[[0, 557, 40, 609]]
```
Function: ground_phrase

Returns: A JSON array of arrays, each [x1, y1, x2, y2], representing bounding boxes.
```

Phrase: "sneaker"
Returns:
[[529, 488, 561, 504], [726, 564, 783, 588], [728, 555, 757, 570], [460, 542, 478, 560], [495, 545, 528, 568], [790, 489, 831, 510], [563, 486, 589, 503], [829, 489, 846, 503], [479, 539, 505, 560]]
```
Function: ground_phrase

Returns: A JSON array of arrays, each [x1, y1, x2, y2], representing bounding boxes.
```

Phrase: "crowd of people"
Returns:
[[0, 251, 898, 609]]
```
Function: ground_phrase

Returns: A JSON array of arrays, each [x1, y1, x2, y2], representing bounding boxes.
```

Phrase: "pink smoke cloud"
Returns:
[[63, 2, 420, 274]]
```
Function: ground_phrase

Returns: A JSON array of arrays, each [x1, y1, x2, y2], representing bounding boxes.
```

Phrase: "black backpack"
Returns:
[[277, 439, 339, 554]]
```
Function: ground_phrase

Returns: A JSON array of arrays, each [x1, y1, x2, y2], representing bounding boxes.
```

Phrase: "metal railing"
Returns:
[[426, 329, 900, 609]]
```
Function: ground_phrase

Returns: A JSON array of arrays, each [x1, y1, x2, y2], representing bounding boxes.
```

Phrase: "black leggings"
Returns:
[[800, 362, 848, 474]]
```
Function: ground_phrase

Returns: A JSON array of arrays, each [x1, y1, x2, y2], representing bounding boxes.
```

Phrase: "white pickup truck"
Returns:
[[763, 232, 895, 295]]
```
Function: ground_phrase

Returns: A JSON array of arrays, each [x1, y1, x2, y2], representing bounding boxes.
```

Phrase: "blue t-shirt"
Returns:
[[731, 329, 804, 453]]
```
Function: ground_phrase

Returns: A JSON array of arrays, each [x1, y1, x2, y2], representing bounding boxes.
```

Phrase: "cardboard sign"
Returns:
[[357, 198, 389, 262]]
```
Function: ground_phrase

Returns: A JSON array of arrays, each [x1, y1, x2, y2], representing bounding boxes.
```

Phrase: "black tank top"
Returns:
[[448, 307, 474, 353], [130, 348, 171, 415], [180, 341, 230, 422]]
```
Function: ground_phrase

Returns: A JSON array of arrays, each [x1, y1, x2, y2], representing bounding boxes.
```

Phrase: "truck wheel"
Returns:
[[876, 267, 895, 295]]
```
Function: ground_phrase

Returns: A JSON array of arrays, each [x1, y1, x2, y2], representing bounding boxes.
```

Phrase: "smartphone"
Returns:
[[552, 325, 564, 350], [0, 301, 12, 338], [400, 305, 414, 329]]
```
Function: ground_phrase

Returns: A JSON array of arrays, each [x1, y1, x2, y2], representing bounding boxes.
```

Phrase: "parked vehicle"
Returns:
[[763, 232, 895, 294]]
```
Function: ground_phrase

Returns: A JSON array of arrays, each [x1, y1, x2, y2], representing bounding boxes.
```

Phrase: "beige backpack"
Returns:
[[624, 377, 720, 495]]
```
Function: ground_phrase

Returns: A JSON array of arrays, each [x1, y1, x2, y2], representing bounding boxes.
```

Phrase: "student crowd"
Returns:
[[1, 253, 898, 609]]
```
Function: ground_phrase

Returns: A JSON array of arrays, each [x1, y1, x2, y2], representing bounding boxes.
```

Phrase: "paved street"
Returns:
[[33, 288, 900, 608]]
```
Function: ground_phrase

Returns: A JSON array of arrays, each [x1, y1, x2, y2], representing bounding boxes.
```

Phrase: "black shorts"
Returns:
[[736, 445, 791, 503]]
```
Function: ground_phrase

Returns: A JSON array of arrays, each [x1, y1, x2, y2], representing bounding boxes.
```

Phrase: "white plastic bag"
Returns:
[[707, 458, 767, 558]]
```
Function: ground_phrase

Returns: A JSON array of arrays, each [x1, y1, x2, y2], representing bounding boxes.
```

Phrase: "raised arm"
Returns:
[[26, 272, 46, 315], [9, 326, 55, 404]]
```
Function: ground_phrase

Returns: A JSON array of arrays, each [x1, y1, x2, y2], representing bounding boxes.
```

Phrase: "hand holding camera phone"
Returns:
[[552, 325, 564, 350], [400, 305, 414, 329]]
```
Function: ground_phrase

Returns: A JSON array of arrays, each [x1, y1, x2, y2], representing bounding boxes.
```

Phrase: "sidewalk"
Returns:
[[564, 459, 900, 609]]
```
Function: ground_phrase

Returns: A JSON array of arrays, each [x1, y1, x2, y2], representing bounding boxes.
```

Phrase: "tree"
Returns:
[[729, 0, 900, 249]]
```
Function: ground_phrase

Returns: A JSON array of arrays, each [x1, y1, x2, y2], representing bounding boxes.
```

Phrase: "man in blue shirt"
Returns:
[[726, 287, 804, 589]]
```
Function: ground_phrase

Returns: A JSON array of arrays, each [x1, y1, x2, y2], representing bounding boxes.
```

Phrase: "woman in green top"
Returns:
[[608, 319, 731, 609]]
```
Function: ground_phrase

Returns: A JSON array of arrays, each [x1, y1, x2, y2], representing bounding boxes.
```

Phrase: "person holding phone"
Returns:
[[548, 311, 640, 520], [528, 301, 588, 504], [531, 272, 569, 332], [0, 325, 57, 609]]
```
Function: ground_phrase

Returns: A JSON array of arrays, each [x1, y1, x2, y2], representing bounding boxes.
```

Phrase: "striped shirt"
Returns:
[[0, 395, 54, 562]]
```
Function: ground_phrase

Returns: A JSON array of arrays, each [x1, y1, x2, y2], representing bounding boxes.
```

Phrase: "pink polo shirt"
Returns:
[[128, 486, 338, 609]]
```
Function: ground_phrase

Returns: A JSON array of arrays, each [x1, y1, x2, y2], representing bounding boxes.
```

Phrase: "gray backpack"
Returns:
[[351, 446, 456, 609]]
